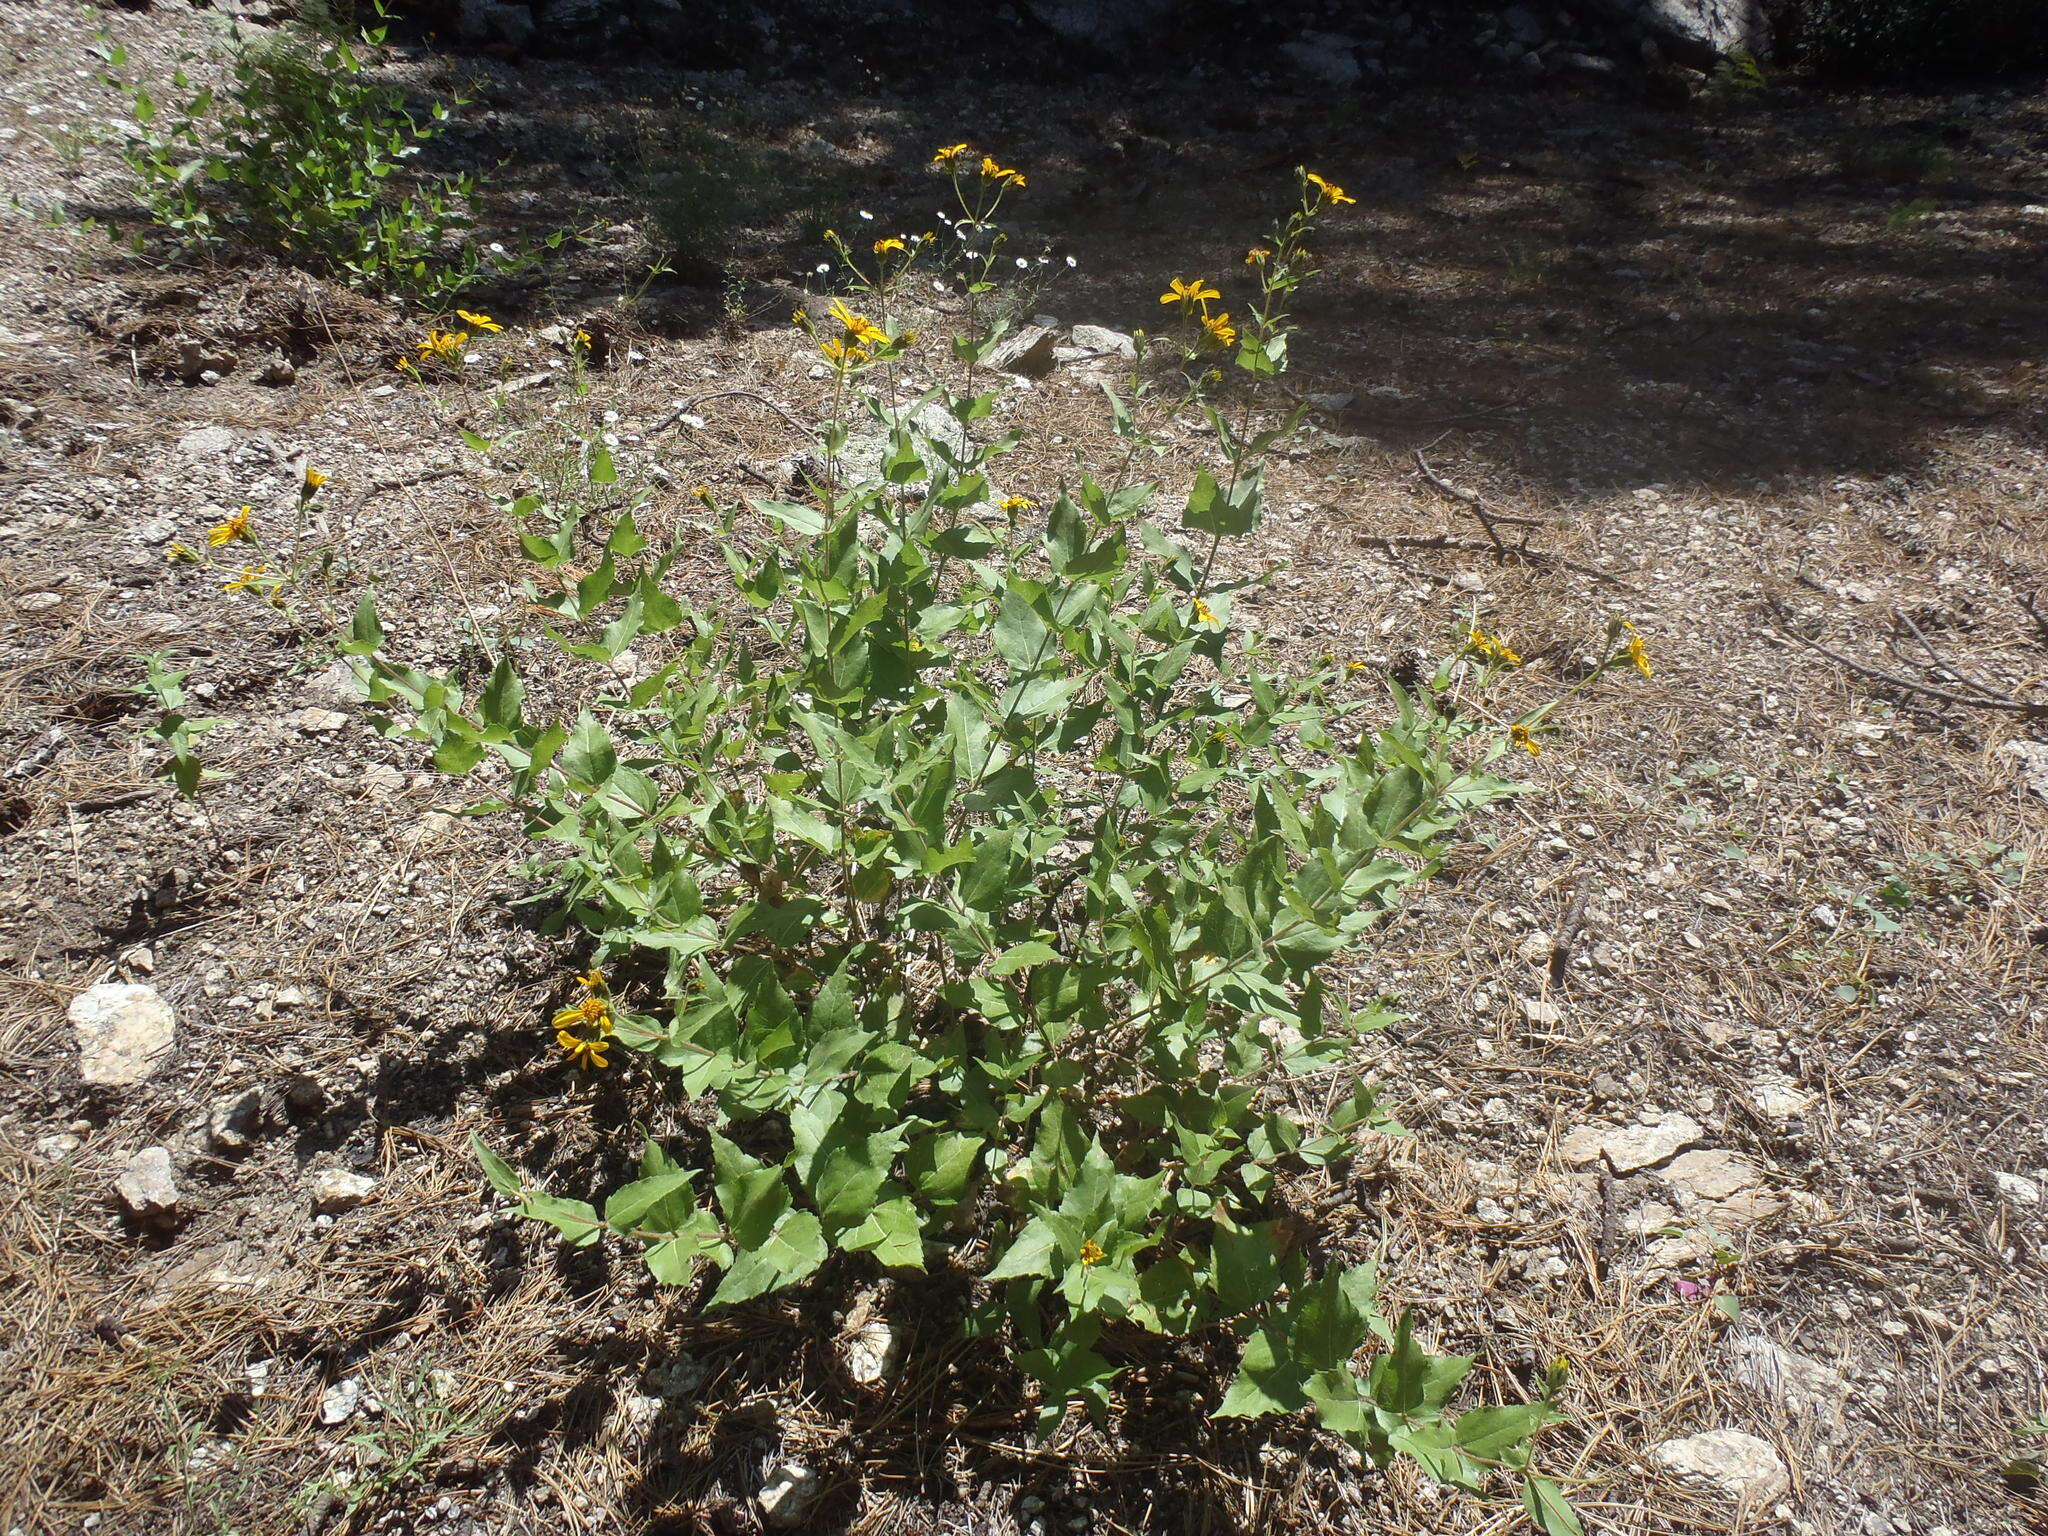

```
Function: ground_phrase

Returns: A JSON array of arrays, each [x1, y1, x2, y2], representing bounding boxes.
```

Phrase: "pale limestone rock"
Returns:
[[1651, 1429, 1789, 1502], [71, 983, 176, 1086]]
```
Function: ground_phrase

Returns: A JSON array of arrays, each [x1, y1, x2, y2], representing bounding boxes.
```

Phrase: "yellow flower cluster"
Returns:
[[416, 327, 466, 362], [1193, 597, 1218, 626], [931, 142, 1025, 188], [1159, 276, 1237, 351], [1511, 723, 1541, 757], [998, 495, 1034, 514], [552, 968, 615, 1071], [1468, 629, 1522, 666], [818, 298, 895, 369], [1622, 620, 1653, 678]]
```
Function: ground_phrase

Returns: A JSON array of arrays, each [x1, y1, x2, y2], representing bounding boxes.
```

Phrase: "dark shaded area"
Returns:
[[406, 24, 2046, 500]]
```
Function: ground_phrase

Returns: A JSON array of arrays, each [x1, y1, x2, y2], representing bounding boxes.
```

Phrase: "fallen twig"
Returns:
[[1355, 532, 1645, 597], [1764, 596, 2048, 718], [652, 390, 813, 440]]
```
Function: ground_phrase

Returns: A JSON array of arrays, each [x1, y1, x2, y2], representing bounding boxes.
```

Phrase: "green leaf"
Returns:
[[986, 1217, 1060, 1281], [1521, 1475, 1584, 1536], [605, 1171, 697, 1231], [340, 592, 384, 655], [840, 1197, 926, 1269], [989, 940, 1057, 977], [478, 657, 523, 732], [587, 444, 617, 484], [1209, 1223, 1284, 1316], [606, 509, 648, 557], [1453, 1402, 1554, 1461], [559, 710, 617, 786], [711, 1209, 827, 1305], [1214, 1324, 1306, 1417], [472, 1136, 521, 1198], [904, 1132, 982, 1205], [711, 1133, 789, 1248], [960, 828, 1015, 913]]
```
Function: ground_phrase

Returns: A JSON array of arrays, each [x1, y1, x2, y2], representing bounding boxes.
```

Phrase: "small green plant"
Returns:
[[1885, 197, 1939, 232], [348, 163, 1576, 1515], [135, 653, 219, 799], [99, 14, 572, 307], [1706, 47, 1769, 106]]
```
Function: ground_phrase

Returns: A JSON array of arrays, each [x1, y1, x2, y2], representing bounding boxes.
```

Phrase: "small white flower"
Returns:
[[602, 409, 620, 423], [1064, 255, 1077, 268], [858, 209, 874, 220], [1015, 257, 1028, 269], [815, 262, 831, 274], [489, 242, 507, 255], [965, 250, 981, 261], [932, 278, 947, 293]]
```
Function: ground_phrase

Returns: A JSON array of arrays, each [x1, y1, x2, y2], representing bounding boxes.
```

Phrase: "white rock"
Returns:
[[177, 426, 237, 458], [283, 708, 349, 735], [209, 1089, 264, 1154], [310, 1170, 379, 1212], [1658, 1149, 1766, 1203], [1747, 1078, 1813, 1120], [843, 1318, 901, 1385], [1993, 1170, 2042, 1205], [319, 1378, 362, 1426], [1651, 1429, 1789, 1502], [1520, 997, 1564, 1025], [1727, 1336, 1848, 1420], [1066, 324, 1136, 361], [117, 1146, 180, 1217], [1560, 1113, 1701, 1173], [758, 1458, 819, 1527], [1996, 739, 2048, 800], [70, 983, 176, 1086]]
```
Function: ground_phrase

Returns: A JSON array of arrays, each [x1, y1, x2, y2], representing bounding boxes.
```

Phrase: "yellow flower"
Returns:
[[1468, 629, 1521, 666], [557, 1030, 610, 1070], [1244, 246, 1271, 265], [223, 563, 272, 594], [1511, 724, 1541, 757], [873, 236, 906, 255], [998, 495, 1034, 514], [1304, 170, 1355, 206], [552, 993, 615, 1034], [827, 298, 887, 348], [578, 967, 607, 994], [1078, 1240, 1104, 1267], [1193, 598, 1218, 626], [1626, 628, 1653, 679], [206, 506, 254, 547], [455, 309, 502, 333], [820, 336, 870, 367], [692, 484, 713, 504], [574, 327, 592, 347], [979, 156, 1025, 187], [1346, 659, 1368, 674], [1159, 276, 1222, 314], [303, 466, 327, 493], [166, 542, 198, 562], [417, 327, 468, 360], [1199, 311, 1237, 350], [931, 142, 971, 167]]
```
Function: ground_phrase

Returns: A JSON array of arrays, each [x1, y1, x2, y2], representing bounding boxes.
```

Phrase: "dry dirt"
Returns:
[[3, 4, 2046, 1535]]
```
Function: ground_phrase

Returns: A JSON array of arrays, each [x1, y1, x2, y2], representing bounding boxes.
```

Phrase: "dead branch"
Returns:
[[1764, 596, 2048, 718]]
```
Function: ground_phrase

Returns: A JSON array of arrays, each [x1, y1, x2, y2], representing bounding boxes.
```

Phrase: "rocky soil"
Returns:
[[2, 3, 2045, 1534]]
